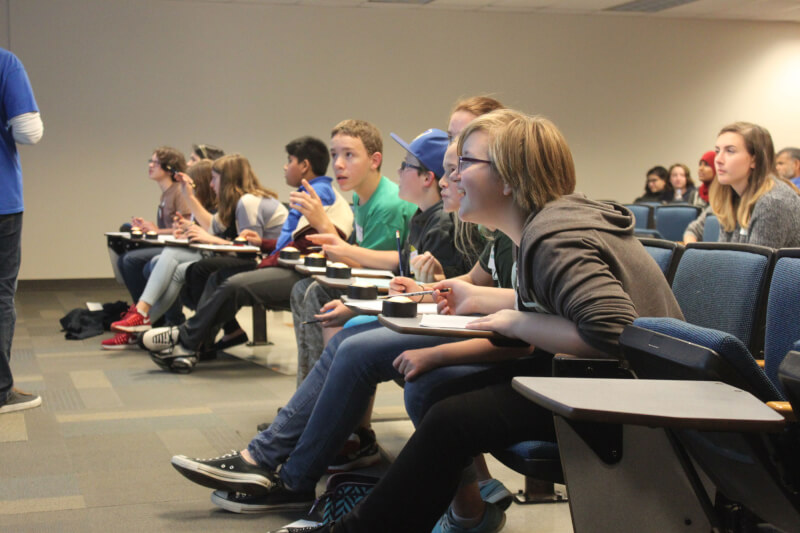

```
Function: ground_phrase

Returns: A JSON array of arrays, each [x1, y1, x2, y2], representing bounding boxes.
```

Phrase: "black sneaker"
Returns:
[[150, 351, 198, 374], [210, 484, 315, 514], [171, 451, 275, 495], [327, 427, 381, 473], [0, 388, 42, 414]]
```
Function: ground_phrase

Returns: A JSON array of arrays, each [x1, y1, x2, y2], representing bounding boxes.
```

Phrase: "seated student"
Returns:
[[140, 136, 354, 369], [166, 139, 505, 517], [261, 109, 685, 533], [106, 155, 287, 340], [776, 147, 800, 187], [633, 165, 671, 203], [187, 143, 224, 167], [711, 122, 800, 248], [285, 119, 421, 381], [667, 163, 699, 204], [683, 150, 717, 243], [116, 147, 192, 312], [696, 150, 715, 205]]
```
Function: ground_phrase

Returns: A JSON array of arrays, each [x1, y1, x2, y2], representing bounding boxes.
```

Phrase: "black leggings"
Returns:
[[340, 381, 556, 533]]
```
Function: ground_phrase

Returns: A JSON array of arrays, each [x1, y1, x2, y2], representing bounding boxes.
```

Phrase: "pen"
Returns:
[[379, 288, 451, 299], [301, 319, 324, 325], [395, 230, 404, 277]]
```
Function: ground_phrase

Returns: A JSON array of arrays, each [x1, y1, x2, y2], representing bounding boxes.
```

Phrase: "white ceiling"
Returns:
[[186, 0, 800, 22]]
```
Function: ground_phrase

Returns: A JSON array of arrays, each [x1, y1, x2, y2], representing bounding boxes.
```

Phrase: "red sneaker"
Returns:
[[101, 332, 140, 350], [110, 307, 151, 333]]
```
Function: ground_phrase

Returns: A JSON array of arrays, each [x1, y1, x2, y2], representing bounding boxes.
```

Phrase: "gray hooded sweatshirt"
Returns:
[[516, 193, 684, 357]]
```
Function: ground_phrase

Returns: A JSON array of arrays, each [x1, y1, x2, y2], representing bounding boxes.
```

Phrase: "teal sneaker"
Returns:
[[431, 502, 506, 533], [478, 479, 513, 510]]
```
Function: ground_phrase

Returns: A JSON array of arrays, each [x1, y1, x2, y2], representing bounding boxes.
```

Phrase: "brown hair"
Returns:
[[212, 154, 277, 230], [668, 163, 695, 189], [449, 98, 505, 261], [710, 122, 798, 232], [186, 159, 216, 212], [153, 146, 187, 179], [331, 119, 383, 171], [452, 96, 504, 117], [458, 109, 576, 213]]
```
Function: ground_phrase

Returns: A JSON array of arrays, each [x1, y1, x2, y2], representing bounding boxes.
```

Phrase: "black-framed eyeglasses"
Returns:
[[458, 156, 491, 174], [148, 158, 160, 166], [400, 161, 423, 172]]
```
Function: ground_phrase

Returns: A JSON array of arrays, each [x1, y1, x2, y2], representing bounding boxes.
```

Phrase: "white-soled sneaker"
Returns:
[[142, 326, 181, 353], [0, 388, 43, 414]]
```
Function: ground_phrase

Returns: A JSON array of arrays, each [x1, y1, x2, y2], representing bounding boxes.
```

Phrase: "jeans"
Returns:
[[118, 247, 161, 302], [289, 278, 344, 385], [139, 247, 202, 323], [247, 322, 471, 492], [0, 212, 22, 404]]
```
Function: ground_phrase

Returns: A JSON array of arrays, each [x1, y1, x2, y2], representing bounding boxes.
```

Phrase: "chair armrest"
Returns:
[[552, 353, 632, 379], [767, 401, 796, 422]]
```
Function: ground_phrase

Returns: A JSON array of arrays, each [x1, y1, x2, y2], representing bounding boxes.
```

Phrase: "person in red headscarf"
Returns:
[[697, 150, 716, 205], [683, 150, 717, 242]]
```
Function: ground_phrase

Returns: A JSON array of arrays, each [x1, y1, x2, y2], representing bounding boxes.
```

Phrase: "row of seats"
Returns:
[[624, 202, 715, 241], [495, 241, 800, 523]]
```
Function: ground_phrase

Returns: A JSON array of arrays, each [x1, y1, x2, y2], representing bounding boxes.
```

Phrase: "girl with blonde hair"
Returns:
[[285, 110, 683, 533], [711, 121, 800, 248]]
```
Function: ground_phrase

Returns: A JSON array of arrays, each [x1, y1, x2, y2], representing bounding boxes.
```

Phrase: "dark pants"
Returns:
[[0, 212, 22, 404], [340, 363, 555, 533], [179, 266, 302, 350]]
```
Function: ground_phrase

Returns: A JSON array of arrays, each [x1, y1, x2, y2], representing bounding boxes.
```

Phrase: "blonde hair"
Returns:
[[449, 98, 505, 261], [710, 122, 797, 232], [212, 154, 277, 229], [458, 110, 575, 213], [331, 119, 383, 171]]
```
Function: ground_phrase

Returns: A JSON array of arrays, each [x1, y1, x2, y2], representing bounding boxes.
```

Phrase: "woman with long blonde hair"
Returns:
[[711, 122, 800, 248]]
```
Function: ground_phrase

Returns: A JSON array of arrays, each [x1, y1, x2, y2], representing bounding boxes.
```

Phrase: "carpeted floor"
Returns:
[[1, 280, 572, 532]]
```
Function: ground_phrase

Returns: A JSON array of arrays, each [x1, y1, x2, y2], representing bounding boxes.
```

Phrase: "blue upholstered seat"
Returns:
[[670, 242, 772, 354], [764, 250, 800, 392], [624, 204, 653, 230], [654, 204, 701, 241]]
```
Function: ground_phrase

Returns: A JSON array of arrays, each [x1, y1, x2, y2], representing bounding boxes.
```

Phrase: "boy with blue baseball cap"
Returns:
[[168, 127, 474, 514]]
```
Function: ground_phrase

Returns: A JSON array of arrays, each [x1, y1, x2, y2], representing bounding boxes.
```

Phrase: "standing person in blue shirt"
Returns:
[[0, 48, 43, 414]]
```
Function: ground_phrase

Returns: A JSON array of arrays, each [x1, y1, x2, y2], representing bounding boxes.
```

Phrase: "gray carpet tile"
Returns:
[[3, 281, 573, 533]]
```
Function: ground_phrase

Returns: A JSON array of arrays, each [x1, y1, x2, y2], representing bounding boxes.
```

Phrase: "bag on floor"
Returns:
[[312, 473, 379, 523]]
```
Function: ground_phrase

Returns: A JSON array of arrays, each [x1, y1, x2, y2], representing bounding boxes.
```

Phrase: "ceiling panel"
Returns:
[[181, 0, 800, 22]]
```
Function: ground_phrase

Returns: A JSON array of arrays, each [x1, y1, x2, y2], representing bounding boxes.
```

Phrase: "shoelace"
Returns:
[[198, 450, 239, 462], [151, 329, 176, 347]]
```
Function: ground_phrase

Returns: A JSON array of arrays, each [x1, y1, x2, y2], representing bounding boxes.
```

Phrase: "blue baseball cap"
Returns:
[[390, 128, 448, 178]]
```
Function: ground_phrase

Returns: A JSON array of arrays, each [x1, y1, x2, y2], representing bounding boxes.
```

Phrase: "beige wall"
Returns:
[[4, 0, 799, 279]]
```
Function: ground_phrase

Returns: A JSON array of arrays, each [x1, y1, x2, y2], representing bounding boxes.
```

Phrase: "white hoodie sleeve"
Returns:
[[9, 111, 43, 145]]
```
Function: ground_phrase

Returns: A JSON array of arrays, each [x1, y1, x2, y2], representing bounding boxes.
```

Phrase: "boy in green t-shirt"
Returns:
[[290, 119, 416, 382]]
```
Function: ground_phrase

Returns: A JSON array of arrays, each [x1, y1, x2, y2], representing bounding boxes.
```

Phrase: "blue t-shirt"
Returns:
[[273, 176, 337, 251], [0, 48, 39, 215]]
